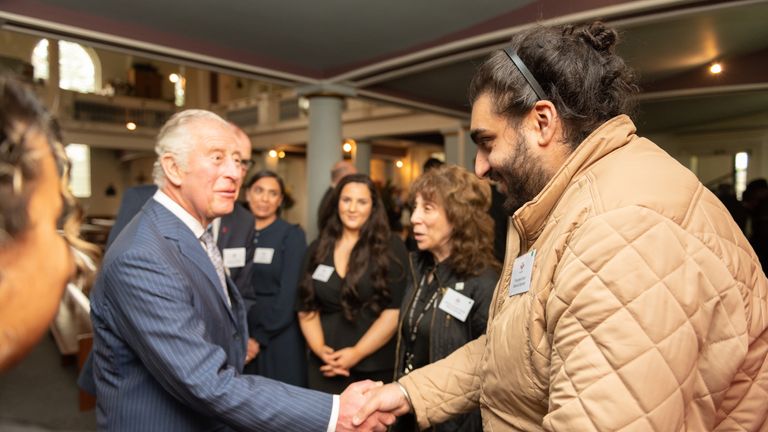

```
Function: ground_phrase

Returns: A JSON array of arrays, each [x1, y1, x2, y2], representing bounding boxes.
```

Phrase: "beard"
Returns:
[[487, 130, 552, 216]]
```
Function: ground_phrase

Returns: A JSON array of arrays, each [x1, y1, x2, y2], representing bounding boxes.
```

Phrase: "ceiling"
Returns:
[[1, 0, 767, 135]]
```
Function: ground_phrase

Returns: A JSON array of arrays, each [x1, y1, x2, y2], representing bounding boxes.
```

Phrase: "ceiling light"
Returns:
[[169, 73, 180, 83], [126, 121, 137, 131], [268, 149, 278, 158], [709, 63, 723, 74], [395, 160, 404, 169], [278, 150, 286, 159]]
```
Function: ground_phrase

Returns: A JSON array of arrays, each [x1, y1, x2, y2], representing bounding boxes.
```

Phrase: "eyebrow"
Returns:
[[469, 129, 486, 145]]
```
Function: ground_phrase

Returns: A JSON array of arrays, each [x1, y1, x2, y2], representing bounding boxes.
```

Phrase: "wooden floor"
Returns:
[[0, 334, 97, 431]]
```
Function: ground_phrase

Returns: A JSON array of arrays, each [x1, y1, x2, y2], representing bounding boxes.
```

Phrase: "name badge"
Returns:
[[312, 264, 335, 282], [509, 249, 536, 296], [222, 247, 246, 268], [438, 288, 474, 322], [253, 247, 275, 264]]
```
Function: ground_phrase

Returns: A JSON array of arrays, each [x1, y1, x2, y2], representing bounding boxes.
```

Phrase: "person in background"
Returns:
[[0, 76, 95, 371], [298, 174, 408, 394], [317, 159, 357, 231], [355, 21, 768, 431], [392, 165, 499, 432], [241, 169, 307, 386]]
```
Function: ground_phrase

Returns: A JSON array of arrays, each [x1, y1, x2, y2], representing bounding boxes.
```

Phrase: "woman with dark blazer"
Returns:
[[241, 170, 307, 386]]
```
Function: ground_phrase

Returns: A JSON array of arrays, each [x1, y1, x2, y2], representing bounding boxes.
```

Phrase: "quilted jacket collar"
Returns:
[[513, 114, 637, 251]]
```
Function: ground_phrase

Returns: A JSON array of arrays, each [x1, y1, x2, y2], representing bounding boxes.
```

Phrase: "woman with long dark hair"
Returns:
[[298, 174, 408, 393], [241, 170, 307, 386]]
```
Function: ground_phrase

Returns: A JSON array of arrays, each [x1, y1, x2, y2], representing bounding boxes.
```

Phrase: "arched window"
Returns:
[[32, 39, 100, 93]]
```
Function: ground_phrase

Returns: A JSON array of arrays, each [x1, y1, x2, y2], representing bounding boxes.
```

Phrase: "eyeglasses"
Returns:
[[503, 48, 546, 101], [240, 159, 254, 171]]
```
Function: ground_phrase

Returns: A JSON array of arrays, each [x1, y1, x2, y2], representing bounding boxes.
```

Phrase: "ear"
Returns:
[[161, 153, 184, 187], [529, 100, 560, 147]]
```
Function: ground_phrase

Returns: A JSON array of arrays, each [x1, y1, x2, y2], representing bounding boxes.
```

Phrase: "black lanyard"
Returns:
[[403, 267, 441, 374]]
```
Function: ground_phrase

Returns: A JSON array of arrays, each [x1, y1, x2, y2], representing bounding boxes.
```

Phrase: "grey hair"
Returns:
[[152, 109, 229, 188]]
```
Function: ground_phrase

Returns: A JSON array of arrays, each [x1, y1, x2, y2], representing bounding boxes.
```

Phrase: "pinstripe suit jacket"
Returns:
[[90, 199, 332, 431]]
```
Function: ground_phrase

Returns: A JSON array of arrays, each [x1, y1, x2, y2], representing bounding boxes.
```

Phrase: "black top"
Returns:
[[299, 234, 408, 372]]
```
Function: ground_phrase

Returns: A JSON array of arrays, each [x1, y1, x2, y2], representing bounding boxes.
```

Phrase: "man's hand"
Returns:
[[337, 380, 396, 432], [245, 338, 259, 364], [352, 382, 412, 427]]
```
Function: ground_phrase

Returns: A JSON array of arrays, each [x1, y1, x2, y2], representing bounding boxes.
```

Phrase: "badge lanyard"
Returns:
[[404, 267, 441, 374]]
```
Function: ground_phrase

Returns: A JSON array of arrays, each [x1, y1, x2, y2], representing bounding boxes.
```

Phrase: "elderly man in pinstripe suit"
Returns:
[[89, 110, 394, 431]]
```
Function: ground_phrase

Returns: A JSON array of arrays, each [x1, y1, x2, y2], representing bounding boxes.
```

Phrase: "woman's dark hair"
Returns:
[[409, 165, 500, 277], [299, 174, 398, 321], [245, 169, 285, 215], [0, 76, 99, 286], [468, 21, 640, 147], [1, 76, 55, 244]]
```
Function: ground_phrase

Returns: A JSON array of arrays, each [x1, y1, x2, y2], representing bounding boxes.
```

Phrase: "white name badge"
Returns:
[[509, 249, 536, 296], [222, 247, 246, 268], [253, 247, 275, 264], [438, 288, 475, 322], [312, 264, 335, 282]]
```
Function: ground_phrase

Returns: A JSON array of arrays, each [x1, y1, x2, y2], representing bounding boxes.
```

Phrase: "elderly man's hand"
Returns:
[[336, 380, 396, 432]]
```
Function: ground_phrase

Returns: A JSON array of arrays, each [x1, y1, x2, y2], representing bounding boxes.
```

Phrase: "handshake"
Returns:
[[336, 380, 414, 432]]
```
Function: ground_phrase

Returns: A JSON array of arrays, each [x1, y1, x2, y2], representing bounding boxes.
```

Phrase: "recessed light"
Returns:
[[126, 121, 137, 131], [709, 63, 723, 74]]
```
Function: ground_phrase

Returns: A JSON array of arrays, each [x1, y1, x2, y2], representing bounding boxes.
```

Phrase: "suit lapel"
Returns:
[[148, 201, 238, 326]]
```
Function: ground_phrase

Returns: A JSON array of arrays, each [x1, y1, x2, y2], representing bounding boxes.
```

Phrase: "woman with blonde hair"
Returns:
[[393, 164, 500, 432]]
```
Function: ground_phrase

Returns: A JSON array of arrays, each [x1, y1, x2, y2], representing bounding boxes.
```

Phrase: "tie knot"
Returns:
[[200, 230, 214, 245]]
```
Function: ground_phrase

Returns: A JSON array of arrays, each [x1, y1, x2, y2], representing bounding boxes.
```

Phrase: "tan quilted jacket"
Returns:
[[399, 115, 768, 431]]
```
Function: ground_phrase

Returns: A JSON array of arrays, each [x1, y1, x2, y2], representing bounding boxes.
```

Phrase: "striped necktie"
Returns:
[[200, 230, 231, 307]]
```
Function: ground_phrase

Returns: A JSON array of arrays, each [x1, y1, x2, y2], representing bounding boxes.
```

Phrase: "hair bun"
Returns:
[[580, 22, 617, 52]]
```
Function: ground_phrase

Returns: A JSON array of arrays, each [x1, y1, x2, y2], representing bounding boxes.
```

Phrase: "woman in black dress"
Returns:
[[242, 170, 307, 386], [297, 174, 407, 394]]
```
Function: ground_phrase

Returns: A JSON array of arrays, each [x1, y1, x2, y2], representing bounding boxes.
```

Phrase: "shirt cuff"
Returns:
[[326, 394, 340, 432]]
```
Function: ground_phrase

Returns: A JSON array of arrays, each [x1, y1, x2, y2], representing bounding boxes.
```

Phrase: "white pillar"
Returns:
[[443, 129, 460, 166], [297, 84, 356, 240], [354, 140, 372, 175], [45, 38, 60, 110], [460, 127, 476, 172]]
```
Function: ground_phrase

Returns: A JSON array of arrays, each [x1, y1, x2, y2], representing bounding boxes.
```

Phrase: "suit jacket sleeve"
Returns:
[[248, 225, 307, 346], [103, 248, 333, 431]]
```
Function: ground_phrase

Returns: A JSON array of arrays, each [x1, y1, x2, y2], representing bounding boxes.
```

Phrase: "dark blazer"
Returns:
[[89, 199, 332, 431], [217, 202, 255, 286]]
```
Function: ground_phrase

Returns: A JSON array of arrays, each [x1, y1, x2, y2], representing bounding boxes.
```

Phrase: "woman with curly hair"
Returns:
[[392, 164, 500, 432], [297, 174, 408, 393], [0, 76, 97, 371]]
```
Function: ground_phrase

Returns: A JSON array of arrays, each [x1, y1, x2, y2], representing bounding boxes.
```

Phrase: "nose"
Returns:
[[410, 207, 422, 225], [475, 151, 490, 178], [224, 156, 242, 181]]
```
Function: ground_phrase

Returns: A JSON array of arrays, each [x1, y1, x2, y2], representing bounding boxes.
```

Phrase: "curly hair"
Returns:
[[409, 165, 500, 277], [0, 76, 98, 285], [299, 174, 400, 321], [468, 21, 639, 148]]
